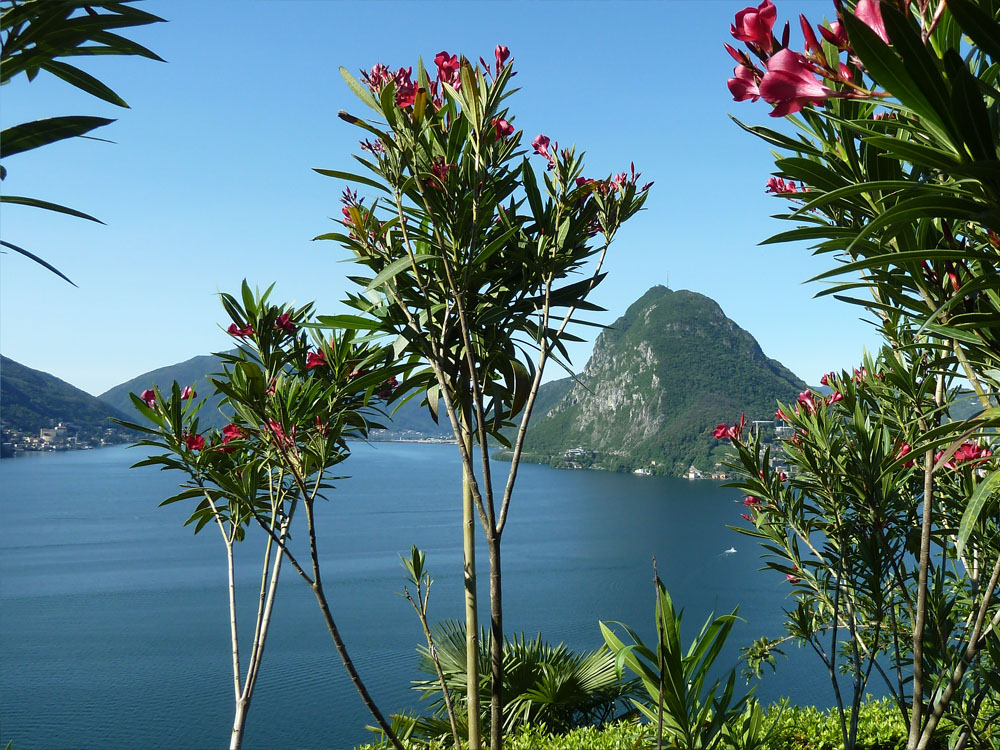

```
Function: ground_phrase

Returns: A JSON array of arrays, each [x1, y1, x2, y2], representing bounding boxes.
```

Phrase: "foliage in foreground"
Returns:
[[350, 697, 973, 750], [379, 620, 638, 743]]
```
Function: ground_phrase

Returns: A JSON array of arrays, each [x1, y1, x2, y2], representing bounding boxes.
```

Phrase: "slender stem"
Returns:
[[653, 557, 665, 750], [404, 585, 462, 750], [909, 374, 944, 749], [461, 399, 482, 750], [916, 553, 1000, 750], [487, 535, 504, 750]]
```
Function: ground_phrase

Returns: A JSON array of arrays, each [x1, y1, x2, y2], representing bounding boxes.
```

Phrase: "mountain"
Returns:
[[99, 353, 233, 430], [1, 355, 131, 434], [516, 286, 807, 475]]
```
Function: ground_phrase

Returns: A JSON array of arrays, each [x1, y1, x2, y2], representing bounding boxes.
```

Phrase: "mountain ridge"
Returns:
[[516, 285, 806, 474]]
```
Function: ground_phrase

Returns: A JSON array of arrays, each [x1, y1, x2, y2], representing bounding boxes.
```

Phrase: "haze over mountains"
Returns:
[[3, 287, 808, 473]]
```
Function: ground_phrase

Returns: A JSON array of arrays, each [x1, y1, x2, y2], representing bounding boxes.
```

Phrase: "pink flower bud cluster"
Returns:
[[765, 176, 804, 194], [726, 0, 888, 118]]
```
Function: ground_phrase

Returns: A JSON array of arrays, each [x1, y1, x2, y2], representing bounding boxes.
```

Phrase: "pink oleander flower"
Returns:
[[741, 513, 754, 522], [492, 118, 514, 138], [495, 44, 510, 71], [360, 139, 386, 154], [744, 496, 762, 509], [181, 386, 196, 401], [267, 419, 295, 449], [855, 0, 889, 44], [185, 433, 205, 452], [731, 0, 777, 49], [759, 49, 838, 117], [728, 65, 761, 102], [227, 323, 254, 337], [779, 471, 788, 482], [221, 423, 243, 445], [306, 351, 327, 370], [430, 156, 456, 185], [393, 66, 416, 107], [827, 391, 843, 405], [786, 571, 801, 584], [532, 134, 551, 159], [895, 442, 915, 468], [765, 176, 800, 194], [140, 389, 156, 407], [714, 413, 747, 441], [775, 407, 790, 422], [275, 313, 297, 334], [797, 389, 818, 414], [799, 14, 822, 55], [819, 21, 850, 49], [950, 442, 993, 467], [434, 51, 461, 89], [819, 371, 835, 386], [362, 63, 393, 90], [377, 376, 399, 400]]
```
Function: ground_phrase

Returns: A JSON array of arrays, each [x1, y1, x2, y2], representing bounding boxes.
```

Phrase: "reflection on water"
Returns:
[[2, 442, 829, 750]]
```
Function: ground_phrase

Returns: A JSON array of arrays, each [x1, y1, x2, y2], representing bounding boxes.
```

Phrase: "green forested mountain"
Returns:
[[518, 286, 806, 475], [1, 355, 130, 433]]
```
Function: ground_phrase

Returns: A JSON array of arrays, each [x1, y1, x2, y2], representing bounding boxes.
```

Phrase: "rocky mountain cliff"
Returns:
[[518, 286, 806, 475]]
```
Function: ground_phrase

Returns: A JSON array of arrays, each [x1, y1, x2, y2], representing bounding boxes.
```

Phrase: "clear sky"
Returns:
[[0, 0, 880, 397]]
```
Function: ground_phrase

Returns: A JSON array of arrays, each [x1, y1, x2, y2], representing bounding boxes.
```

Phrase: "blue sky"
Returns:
[[0, 0, 879, 397]]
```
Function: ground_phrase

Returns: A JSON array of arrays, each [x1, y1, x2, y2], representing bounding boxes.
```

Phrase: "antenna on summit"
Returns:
[[665, 272, 670, 289]]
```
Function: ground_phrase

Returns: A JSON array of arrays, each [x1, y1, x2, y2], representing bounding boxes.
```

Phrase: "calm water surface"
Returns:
[[2, 443, 826, 749]]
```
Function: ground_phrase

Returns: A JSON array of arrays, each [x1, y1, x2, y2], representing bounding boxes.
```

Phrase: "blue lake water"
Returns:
[[2, 442, 829, 749]]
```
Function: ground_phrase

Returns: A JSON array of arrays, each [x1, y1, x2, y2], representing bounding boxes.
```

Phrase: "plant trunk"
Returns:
[[463, 439, 482, 750], [308, 580, 406, 750], [488, 535, 504, 750], [230, 698, 249, 750]]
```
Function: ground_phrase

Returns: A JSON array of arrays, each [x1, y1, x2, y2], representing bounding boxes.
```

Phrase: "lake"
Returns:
[[1, 442, 828, 749]]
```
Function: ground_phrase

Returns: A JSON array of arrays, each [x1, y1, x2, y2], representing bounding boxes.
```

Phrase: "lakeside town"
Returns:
[[1, 421, 134, 458]]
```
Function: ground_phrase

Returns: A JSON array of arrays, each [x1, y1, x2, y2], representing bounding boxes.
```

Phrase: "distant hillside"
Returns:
[[100, 353, 233, 430], [1, 355, 131, 433], [519, 286, 807, 475]]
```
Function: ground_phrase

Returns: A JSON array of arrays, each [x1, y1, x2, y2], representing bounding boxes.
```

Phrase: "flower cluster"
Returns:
[[713, 412, 747, 441], [936, 442, 993, 470], [362, 45, 512, 114], [765, 176, 804, 194], [726, 0, 888, 117]]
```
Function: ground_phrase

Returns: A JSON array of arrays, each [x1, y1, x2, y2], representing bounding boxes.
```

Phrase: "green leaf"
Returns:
[[338, 65, 382, 113], [841, 12, 949, 140], [521, 158, 544, 222], [365, 253, 438, 292], [878, 6, 956, 138], [944, 50, 997, 162], [1, 115, 115, 159], [948, 0, 1000, 62], [313, 167, 390, 194], [39, 59, 128, 107], [956, 468, 1000, 558], [0, 239, 76, 286], [1, 194, 104, 223]]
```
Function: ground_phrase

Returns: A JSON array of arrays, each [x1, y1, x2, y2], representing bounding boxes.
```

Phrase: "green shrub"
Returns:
[[762, 699, 950, 750], [348, 719, 648, 750]]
